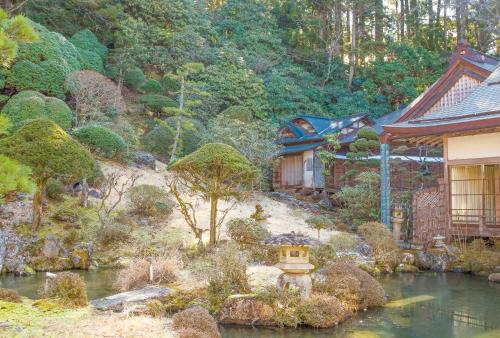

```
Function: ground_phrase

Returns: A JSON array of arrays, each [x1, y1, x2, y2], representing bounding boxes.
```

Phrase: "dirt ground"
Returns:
[[100, 161, 340, 243]]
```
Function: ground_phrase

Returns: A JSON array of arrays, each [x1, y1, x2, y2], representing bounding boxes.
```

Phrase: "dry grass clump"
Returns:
[[358, 221, 401, 270], [204, 243, 250, 307], [172, 306, 221, 338], [314, 262, 386, 310], [113, 253, 182, 291], [462, 239, 500, 274], [39, 271, 88, 308], [256, 286, 303, 328], [298, 293, 351, 328], [145, 299, 165, 318], [0, 288, 21, 303]]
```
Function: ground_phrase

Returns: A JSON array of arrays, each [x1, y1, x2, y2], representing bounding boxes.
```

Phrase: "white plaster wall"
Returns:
[[447, 132, 500, 160], [303, 150, 314, 188]]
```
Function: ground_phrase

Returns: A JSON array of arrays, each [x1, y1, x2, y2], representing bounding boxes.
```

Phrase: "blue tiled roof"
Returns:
[[278, 141, 326, 156]]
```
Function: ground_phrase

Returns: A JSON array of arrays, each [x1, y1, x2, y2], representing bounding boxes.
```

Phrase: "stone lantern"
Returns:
[[264, 232, 318, 298], [391, 204, 404, 240]]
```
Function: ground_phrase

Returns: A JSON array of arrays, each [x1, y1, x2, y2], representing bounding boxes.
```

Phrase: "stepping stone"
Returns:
[[91, 286, 171, 312]]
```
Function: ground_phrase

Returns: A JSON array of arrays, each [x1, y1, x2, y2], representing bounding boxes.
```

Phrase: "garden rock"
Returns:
[[91, 286, 172, 312], [402, 252, 415, 265], [41, 235, 60, 258], [416, 250, 451, 272], [0, 227, 35, 274], [219, 295, 275, 326], [88, 189, 101, 199], [0, 201, 33, 226], [133, 151, 156, 170], [488, 273, 500, 283], [70, 242, 93, 269], [395, 264, 419, 273]]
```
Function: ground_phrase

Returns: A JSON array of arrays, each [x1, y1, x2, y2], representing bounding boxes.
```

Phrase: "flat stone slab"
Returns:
[[91, 286, 171, 311]]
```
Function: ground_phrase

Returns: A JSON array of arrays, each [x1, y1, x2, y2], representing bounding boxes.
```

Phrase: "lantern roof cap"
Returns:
[[264, 232, 319, 246]]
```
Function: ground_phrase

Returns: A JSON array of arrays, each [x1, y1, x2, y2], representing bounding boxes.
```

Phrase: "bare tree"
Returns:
[[65, 70, 127, 126], [96, 170, 141, 227]]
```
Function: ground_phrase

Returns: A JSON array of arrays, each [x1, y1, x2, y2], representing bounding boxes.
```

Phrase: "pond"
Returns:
[[1, 270, 499, 337], [0, 268, 116, 300], [221, 273, 500, 338]]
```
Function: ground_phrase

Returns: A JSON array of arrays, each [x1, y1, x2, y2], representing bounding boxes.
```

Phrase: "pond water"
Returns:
[[221, 273, 500, 338], [2, 270, 499, 337], [0, 268, 116, 300]]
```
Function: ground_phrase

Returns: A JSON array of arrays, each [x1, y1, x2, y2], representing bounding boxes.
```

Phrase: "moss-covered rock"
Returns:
[[31, 256, 72, 272], [0, 288, 22, 303], [395, 264, 419, 273]]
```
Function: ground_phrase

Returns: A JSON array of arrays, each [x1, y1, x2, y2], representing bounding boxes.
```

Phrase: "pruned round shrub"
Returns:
[[73, 125, 127, 159], [298, 293, 351, 328], [226, 217, 270, 245], [314, 262, 386, 310], [125, 66, 145, 89], [172, 306, 221, 338], [113, 254, 181, 292], [310, 243, 337, 269], [7, 22, 81, 97], [0, 288, 21, 303], [75, 48, 104, 73], [139, 79, 163, 94], [69, 29, 108, 60], [2, 91, 72, 130], [139, 94, 177, 112], [142, 124, 174, 158], [128, 184, 174, 217], [306, 215, 334, 240], [45, 178, 65, 200], [39, 271, 88, 308]]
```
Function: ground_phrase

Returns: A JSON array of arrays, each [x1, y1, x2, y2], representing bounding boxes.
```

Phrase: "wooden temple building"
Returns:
[[380, 44, 500, 242], [272, 113, 373, 192]]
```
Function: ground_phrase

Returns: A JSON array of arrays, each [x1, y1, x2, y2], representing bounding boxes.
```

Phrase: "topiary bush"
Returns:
[[0, 288, 22, 303], [69, 29, 108, 60], [39, 271, 88, 308], [142, 124, 175, 159], [125, 66, 145, 89], [73, 125, 127, 159], [139, 94, 177, 113], [128, 184, 175, 218], [172, 306, 221, 338], [6, 22, 81, 97], [75, 48, 103, 73], [45, 178, 65, 200], [160, 74, 180, 93], [139, 79, 163, 94], [306, 215, 334, 240], [97, 223, 132, 247], [1, 91, 72, 130]]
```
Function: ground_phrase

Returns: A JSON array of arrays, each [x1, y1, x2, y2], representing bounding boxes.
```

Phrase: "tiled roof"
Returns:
[[384, 67, 500, 129], [278, 141, 326, 156]]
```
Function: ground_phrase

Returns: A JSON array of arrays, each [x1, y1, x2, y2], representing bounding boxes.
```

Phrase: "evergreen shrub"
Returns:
[[73, 125, 126, 159]]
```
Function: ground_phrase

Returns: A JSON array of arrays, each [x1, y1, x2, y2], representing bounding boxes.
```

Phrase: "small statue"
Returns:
[[250, 204, 270, 222]]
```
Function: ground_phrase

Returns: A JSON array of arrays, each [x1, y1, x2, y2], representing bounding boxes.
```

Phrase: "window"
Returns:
[[450, 164, 500, 225], [304, 158, 313, 171]]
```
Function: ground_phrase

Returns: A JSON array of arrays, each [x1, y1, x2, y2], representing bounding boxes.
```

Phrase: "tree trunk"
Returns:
[[456, 0, 465, 43], [348, 6, 357, 92], [404, 0, 410, 37], [375, 0, 384, 42], [32, 180, 46, 231], [209, 195, 218, 246], [428, 0, 434, 48], [333, 0, 343, 57], [400, 0, 405, 40], [436, 0, 442, 50], [444, 0, 448, 49], [81, 178, 89, 208], [169, 77, 184, 164]]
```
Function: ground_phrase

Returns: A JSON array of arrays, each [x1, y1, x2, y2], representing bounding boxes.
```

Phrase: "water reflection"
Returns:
[[221, 273, 500, 338], [0, 268, 116, 300]]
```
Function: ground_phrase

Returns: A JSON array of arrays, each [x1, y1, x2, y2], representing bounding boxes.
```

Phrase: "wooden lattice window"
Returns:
[[450, 164, 500, 226]]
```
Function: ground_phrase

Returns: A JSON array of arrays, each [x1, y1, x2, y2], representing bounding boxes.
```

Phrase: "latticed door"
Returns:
[[412, 186, 447, 244]]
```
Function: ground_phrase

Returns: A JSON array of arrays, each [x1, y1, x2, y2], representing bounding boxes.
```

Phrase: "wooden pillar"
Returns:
[[380, 133, 392, 227]]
